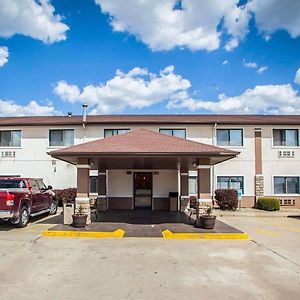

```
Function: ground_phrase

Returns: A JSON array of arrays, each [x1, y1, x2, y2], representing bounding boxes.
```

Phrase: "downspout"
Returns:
[[82, 104, 88, 143], [211, 123, 217, 198]]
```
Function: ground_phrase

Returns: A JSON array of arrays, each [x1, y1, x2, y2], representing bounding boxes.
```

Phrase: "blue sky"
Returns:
[[0, 0, 300, 116]]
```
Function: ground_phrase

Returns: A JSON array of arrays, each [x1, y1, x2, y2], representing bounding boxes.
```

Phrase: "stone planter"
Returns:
[[195, 215, 216, 229], [72, 214, 87, 227]]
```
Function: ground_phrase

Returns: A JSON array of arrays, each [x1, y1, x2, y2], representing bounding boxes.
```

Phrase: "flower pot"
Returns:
[[198, 215, 216, 229], [72, 214, 87, 227]]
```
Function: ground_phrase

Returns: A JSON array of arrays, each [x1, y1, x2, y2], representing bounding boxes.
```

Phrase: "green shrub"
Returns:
[[256, 197, 280, 211], [214, 189, 238, 211], [53, 188, 77, 206]]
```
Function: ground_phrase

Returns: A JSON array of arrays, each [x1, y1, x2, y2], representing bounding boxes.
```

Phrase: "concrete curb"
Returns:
[[214, 209, 300, 218], [162, 229, 249, 240], [42, 228, 125, 238]]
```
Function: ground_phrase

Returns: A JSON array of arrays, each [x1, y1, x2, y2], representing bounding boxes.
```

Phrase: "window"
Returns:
[[217, 176, 244, 193], [104, 129, 130, 138], [0, 130, 21, 147], [273, 129, 299, 146], [37, 180, 47, 190], [0, 179, 26, 189], [28, 179, 39, 191], [89, 176, 98, 194], [188, 176, 197, 194], [217, 129, 243, 146], [274, 176, 299, 194], [49, 129, 74, 147], [159, 129, 186, 139]]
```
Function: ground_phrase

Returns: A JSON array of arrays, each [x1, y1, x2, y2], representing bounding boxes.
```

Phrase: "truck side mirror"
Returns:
[[47, 185, 53, 190]]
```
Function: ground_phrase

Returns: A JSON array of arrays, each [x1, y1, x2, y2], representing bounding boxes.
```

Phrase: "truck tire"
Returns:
[[15, 206, 29, 228], [48, 200, 58, 215]]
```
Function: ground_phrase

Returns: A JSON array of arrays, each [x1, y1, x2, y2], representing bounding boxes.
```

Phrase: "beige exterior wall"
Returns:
[[0, 122, 300, 208]]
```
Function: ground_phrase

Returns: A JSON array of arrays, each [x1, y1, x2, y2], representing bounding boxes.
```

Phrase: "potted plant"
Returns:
[[196, 207, 216, 229], [72, 204, 87, 227]]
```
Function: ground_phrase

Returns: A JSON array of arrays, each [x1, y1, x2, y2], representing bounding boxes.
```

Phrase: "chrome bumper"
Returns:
[[0, 210, 14, 219]]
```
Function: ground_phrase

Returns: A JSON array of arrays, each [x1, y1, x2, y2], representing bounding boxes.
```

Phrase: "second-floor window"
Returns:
[[217, 176, 244, 194], [273, 129, 299, 146], [0, 130, 21, 147], [217, 129, 243, 146], [159, 129, 186, 139], [49, 129, 74, 147], [274, 176, 299, 194], [104, 129, 130, 138]]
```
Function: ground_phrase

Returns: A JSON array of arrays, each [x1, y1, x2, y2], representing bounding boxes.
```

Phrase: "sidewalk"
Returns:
[[213, 207, 300, 217]]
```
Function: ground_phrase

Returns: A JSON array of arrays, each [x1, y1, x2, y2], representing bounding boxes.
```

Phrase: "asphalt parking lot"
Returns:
[[0, 214, 299, 300]]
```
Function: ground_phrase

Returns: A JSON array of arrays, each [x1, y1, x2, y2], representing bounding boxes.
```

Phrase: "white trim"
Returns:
[[270, 127, 300, 149], [75, 197, 90, 203], [98, 172, 106, 175], [197, 165, 211, 169], [180, 173, 189, 176], [271, 174, 300, 196], [77, 164, 90, 169]]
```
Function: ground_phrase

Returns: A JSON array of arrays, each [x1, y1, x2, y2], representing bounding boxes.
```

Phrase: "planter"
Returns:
[[72, 214, 87, 227], [196, 215, 216, 229]]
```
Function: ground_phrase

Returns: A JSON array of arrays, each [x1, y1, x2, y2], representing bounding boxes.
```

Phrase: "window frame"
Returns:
[[216, 176, 244, 194], [273, 176, 300, 195], [48, 129, 74, 147], [272, 129, 299, 147], [159, 128, 186, 139], [104, 128, 130, 138], [0, 130, 22, 148], [188, 175, 198, 195], [216, 128, 243, 147], [89, 175, 98, 194]]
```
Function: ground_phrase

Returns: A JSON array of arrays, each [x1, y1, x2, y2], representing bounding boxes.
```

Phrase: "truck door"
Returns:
[[37, 179, 51, 210], [28, 179, 42, 212]]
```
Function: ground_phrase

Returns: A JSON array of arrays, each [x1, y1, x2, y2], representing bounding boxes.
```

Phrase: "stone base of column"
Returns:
[[255, 175, 264, 197], [75, 197, 91, 225]]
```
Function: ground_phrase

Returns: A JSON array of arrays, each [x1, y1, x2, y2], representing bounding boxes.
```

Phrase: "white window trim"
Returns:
[[0, 129, 22, 148], [271, 127, 300, 149], [48, 128, 75, 148], [216, 128, 244, 148], [215, 175, 247, 195], [271, 175, 300, 196]]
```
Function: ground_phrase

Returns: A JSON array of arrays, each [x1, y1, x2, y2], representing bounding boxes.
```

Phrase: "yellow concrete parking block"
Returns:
[[43, 228, 125, 238], [162, 229, 249, 240]]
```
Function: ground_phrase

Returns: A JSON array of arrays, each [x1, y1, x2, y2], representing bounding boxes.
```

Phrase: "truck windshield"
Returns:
[[0, 180, 26, 189]]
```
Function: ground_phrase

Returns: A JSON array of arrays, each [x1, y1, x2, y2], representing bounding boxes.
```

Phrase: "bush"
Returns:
[[53, 188, 77, 206], [214, 189, 238, 211], [256, 197, 280, 211]]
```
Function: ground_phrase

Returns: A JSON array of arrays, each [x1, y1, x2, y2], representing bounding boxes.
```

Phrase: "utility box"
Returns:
[[169, 192, 179, 212], [63, 203, 75, 225]]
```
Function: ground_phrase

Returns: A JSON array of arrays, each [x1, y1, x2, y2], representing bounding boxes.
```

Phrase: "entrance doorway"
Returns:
[[134, 172, 152, 209]]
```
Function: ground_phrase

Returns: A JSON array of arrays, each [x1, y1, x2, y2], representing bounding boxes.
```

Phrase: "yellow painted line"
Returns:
[[42, 228, 125, 238], [256, 229, 282, 237], [162, 230, 249, 240]]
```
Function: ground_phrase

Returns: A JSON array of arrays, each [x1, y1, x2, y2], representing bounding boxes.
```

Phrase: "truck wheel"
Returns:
[[16, 206, 29, 228], [48, 200, 58, 215]]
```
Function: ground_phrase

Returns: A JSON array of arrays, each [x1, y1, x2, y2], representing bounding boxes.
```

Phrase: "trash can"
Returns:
[[63, 203, 75, 225], [169, 192, 179, 212]]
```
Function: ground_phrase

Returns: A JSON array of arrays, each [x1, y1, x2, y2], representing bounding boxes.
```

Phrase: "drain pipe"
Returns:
[[82, 104, 88, 143], [211, 122, 217, 197]]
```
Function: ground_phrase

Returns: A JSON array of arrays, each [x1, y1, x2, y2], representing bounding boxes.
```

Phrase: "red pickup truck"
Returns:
[[0, 177, 57, 228]]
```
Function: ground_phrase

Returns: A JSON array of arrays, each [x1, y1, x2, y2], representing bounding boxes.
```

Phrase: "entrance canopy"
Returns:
[[48, 128, 239, 169]]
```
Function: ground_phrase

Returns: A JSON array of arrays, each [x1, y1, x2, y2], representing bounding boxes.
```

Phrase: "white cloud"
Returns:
[[0, 99, 59, 116], [294, 68, 300, 85], [0, 46, 8, 67], [222, 60, 228, 65], [257, 66, 268, 74], [96, 0, 250, 52], [54, 65, 191, 114], [243, 61, 257, 69], [248, 0, 300, 39], [0, 0, 69, 43], [167, 84, 300, 114]]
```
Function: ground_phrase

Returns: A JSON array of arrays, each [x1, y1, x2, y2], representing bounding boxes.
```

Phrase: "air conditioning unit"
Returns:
[[278, 150, 295, 158], [1, 151, 16, 158]]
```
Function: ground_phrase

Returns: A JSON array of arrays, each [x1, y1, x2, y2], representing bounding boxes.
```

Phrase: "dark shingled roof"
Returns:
[[49, 128, 238, 156], [1, 114, 300, 126]]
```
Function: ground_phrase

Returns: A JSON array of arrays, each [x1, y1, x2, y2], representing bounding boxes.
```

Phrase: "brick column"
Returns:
[[76, 158, 91, 224], [254, 128, 264, 203], [196, 166, 211, 218]]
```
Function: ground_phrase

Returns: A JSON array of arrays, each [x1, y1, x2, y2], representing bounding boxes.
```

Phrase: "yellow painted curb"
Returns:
[[162, 229, 249, 240], [42, 228, 125, 238]]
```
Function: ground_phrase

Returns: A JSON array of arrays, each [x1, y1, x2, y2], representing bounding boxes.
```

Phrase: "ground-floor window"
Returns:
[[217, 176, 244, 194], [89, 176, 98, 194], [188, 176, 197, 194], [274, 176, 299, 194]]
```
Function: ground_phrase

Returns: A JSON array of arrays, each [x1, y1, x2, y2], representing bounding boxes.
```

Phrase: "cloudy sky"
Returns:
[[0, 0, 300, 116]]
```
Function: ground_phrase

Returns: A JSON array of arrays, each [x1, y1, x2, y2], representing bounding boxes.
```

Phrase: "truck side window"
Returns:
[[37, 180, 47, 190], [28, 179, 39, 191]]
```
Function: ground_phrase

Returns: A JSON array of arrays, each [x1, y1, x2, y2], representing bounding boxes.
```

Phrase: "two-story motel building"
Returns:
[[0, 114, 300, 211]]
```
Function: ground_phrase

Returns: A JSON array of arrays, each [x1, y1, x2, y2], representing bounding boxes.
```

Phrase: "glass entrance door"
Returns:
[[134, 173, 152, 209]]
